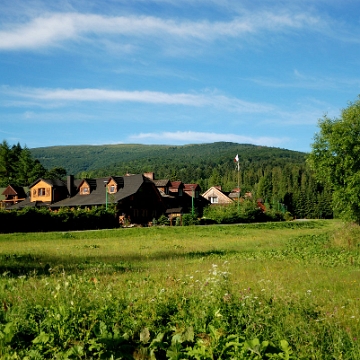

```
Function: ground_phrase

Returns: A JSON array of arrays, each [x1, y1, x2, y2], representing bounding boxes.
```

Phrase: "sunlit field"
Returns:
[[1, 220, 360, 359]]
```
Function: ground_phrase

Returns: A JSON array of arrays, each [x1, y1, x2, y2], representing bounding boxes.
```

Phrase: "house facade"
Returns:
[[201, 186, 234, 205], [49, 174, 165, 224]]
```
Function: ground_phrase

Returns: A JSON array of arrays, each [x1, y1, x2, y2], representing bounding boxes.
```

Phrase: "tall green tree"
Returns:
[[308, 96, 360, 223], [17, 147, 46, 185], [0, 140, 14, 186]]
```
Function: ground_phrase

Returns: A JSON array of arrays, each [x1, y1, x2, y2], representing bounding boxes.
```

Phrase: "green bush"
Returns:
[[203, 200, 286, 224], [182, 213, 200, 226], [0, 207, 117, 233], [157, 214, 170, 226]]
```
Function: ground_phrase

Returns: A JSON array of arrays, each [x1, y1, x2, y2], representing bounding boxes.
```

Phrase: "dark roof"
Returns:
[[153, 179, 170, 187], [7, 198, 51, 209], [29, 178, 67, 188], [109, 176, 124, 188], [184, 184, 201, 191], [50, 174, 148, 208], [1, 185, 27, 198]]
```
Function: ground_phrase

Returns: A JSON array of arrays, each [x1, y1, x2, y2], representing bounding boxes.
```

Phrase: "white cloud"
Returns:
[[4, 86, 273, 113], [0, 10, 326, 51], [129, 131, 289, 147]]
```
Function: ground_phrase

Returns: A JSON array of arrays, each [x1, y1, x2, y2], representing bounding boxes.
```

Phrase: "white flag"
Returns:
[[234, 154, 239, 162]]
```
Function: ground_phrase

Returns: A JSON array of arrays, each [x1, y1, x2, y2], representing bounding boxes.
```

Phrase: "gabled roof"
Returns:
[[1, 184, 27, 198], [202, 186, 233, 204], [153, 179, 170, 187], [50, 174, 150, 208], [109, 176, 125, 188], [184, 184, 201, 191], [169, 181, 184, 193], [77, 178, 97, 191], [29, 178, 67, 188]]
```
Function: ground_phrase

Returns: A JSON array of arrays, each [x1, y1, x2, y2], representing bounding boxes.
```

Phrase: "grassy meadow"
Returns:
[[1, 220, 360, 359]]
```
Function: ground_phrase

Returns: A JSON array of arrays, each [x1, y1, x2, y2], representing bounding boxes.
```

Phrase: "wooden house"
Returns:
[[201, 186, 233, 205], [9, 178, 68, 209], [50, 174, 165, 224], [0, 185, 27, 208]]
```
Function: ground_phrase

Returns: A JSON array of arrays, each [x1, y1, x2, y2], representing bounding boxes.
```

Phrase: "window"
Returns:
[[38, 188, 46, 196], [82, 187, 89, 194], [110, 185, 116, 193], [209, 196, 218, 204]]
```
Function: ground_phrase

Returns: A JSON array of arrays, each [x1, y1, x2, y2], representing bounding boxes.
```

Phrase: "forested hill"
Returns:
[[30, 142, 306, 180], [29, 142, 331, 219]]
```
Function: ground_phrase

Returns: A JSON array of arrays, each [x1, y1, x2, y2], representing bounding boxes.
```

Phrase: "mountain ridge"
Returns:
[[30, 142, 307, 179]]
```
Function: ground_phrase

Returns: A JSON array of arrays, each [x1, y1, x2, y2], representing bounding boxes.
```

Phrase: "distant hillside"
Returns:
[[30, 142, 331, 220], [30, 142, 307, 178]]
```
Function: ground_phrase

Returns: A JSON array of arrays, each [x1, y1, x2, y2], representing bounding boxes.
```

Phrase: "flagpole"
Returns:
[[237, 161, 240, 213], [234, 154, 240, 213]]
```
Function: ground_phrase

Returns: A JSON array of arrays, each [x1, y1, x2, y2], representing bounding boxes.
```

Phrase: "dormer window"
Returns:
[[82, 187, 89, 194], [109, 185, 116, 193]]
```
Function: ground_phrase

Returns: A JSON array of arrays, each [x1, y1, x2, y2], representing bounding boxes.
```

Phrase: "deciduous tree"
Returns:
[[308, 96, 360, 223]]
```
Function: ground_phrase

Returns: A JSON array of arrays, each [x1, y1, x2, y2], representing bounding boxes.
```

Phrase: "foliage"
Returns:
[[182, 213, 200, 226], [203, 200, 285, 224], [0, 141, 46, 187], [308, 96, 360, 223], [0, 207, 117, 233], [0, 141, 68, 187], [157, 214, 170, 226]]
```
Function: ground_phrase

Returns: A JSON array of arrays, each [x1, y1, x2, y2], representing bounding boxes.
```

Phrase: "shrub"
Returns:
[[157, 214, 170, 226], [0, 207, 117, 233], [182, 213, 200, 226], [203, 200, 286, 224]]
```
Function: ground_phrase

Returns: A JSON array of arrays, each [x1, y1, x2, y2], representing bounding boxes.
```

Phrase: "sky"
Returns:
[[1, 0, 360, 153]]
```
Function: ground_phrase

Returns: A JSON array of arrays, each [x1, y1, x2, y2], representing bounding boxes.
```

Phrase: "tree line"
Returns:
[[0, 140, 66, 187]]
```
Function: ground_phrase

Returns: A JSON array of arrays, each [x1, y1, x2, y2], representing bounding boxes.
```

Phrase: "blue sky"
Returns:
[[1, 0, 360, 153]]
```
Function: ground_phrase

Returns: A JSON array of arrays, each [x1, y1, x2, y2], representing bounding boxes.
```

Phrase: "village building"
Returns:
[[6, 171, 212, 225], [201, 186, 233, 205], [0, 185, 28, 209]]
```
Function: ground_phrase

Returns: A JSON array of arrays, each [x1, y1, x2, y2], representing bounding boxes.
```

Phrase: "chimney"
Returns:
[[67, 175, 74, 197], [144, 172, 155, 180]]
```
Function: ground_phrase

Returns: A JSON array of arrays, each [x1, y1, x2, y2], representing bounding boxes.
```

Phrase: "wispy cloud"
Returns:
[[3, 86, 273, 113], [0, 10, 325, 51], [248, 70, 360, 92], [129, 130, 289, 147]]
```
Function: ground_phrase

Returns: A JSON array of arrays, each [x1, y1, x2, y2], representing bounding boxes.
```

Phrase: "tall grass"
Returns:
[[1, 220, 359, 358]]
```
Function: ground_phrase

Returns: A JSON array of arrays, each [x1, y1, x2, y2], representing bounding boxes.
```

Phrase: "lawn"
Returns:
[[1, 220, 359, 359]]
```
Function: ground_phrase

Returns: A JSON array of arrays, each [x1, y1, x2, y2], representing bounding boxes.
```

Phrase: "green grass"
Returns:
[[1, 220, 360, 359]]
